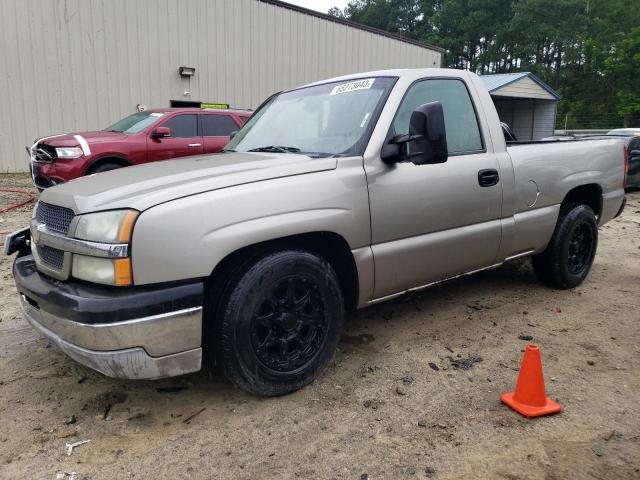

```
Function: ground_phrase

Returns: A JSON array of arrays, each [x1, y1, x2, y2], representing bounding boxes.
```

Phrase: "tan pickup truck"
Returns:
[[6, 69, 627, 396]]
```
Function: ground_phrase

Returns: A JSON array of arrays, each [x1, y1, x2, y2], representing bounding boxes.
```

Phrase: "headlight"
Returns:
[[55, 147, 84, 158], [75, 210, 138, 243], [72, 210, 138, 286], [72, 255, 132, 286]]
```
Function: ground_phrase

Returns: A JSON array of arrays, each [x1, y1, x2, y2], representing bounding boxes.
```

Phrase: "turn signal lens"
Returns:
[[114, 258, 133, 286], [118, 211, 138, 243]]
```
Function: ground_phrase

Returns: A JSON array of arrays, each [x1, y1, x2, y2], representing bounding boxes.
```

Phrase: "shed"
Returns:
[[481, 73, 560, 141]]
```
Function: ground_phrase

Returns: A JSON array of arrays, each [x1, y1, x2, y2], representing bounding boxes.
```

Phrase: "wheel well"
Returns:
[[85, 157, 130, 175], [562, 184, 602, 217], [208, 232, 360, 311]]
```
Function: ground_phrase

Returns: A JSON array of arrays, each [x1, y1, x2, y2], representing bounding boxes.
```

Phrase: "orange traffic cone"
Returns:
[[501, 344, 561, 418]]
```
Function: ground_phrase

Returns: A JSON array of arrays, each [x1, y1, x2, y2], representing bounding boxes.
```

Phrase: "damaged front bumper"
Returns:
[[12, 253, 204, 380]]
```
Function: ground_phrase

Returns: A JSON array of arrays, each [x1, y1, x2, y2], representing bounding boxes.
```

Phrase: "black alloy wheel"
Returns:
[[251, 275, 329, 372], [532, 203, 598, 289], [207, 250, 345, 396]]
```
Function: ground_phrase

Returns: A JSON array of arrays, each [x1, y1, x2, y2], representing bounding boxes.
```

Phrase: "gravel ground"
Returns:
[[0, 174, 639, 480]]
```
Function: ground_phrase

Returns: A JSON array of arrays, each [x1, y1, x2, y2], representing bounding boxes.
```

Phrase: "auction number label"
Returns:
[[330, 78, 375, 95]]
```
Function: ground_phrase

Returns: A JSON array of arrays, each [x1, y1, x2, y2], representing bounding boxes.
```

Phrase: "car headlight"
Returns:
[[72, 210, 138, 286], [55, 147, 84, 158], [75, 210, 138, 243], [72, 255, 132, 286]]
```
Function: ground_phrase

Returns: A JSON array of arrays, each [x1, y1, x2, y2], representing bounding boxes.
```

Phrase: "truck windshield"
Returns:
[[227, 77, 397, 157], [106, 112, 166, 134]]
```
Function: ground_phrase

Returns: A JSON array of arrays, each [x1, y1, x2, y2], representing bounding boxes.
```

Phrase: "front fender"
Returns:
[[130, 160, 371, 285], [83, 153, 131, 174]]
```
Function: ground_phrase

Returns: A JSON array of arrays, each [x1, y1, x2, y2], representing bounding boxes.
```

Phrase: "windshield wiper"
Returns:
[[248, 146, 301, 153], [222, 148, 236, 153]]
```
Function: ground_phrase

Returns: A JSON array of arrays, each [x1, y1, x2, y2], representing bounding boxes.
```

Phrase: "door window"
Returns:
[[202, 115, 239, 137], [393, 79, 483, 154], [162, 114, 198, 137]]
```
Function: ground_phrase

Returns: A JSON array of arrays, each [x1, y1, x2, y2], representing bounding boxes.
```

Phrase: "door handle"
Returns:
[[478, 169, 499, 187], [188, 143, 202, 148]]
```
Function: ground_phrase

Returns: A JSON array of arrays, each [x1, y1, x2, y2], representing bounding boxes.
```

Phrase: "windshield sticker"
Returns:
[[149, 112, 165, 117], [330, 78, 375, 95]]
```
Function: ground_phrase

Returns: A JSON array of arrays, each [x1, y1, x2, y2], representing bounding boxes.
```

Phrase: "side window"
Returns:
[[202, 115, 239, 137], [162, 114, 198, 138], [393, 79, 483, 154]]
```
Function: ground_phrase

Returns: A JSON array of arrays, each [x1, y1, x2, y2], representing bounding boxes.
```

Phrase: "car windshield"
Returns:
[[106, 112, 166, 134], [227, 77, 397, 157]]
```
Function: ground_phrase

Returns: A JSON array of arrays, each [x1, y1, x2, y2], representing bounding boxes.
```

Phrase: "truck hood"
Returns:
[[40, 152, 338, 213], [40, 131, 129, 147]]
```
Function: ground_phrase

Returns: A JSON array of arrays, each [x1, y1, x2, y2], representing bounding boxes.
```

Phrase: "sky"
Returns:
[[283, 0, 351, 14]]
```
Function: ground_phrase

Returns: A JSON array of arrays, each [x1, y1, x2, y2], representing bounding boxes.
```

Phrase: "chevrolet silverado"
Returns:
[[6, 69, 627, 396]]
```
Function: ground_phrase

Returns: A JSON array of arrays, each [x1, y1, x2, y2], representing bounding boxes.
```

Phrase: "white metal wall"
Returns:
[[532, 100, 556, 140], [0, 0, 442, 172], [493, 98, 556, 141]]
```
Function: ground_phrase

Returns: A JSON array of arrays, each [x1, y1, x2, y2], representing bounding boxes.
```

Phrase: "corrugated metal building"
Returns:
[[481, 72, 560, 141], [0, 0, 443, 172]]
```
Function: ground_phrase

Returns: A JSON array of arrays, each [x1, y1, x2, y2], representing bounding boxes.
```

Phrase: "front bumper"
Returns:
[[13, 254, 204, 379], [31, 162, 61, 189]]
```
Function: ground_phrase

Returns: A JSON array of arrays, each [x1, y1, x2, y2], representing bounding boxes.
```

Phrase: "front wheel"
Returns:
[[532, 203, 598, 289], [208, 250, 345, 396], [89, 162, 123, 174]]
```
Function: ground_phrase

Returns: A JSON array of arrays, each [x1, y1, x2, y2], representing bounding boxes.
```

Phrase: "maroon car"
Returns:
[[28, 108, 251, 189]]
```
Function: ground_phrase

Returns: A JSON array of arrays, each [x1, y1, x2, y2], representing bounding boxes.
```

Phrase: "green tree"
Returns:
[[328, 0, 640, 129]]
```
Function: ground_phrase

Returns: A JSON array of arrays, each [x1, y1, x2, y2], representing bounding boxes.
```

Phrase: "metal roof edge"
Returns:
[[483, 72, 560, 100], [526, 72, 561, 100], [255, 0, 446, 54]]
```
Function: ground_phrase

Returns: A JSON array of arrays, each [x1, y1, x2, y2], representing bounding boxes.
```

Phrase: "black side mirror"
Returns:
[[229, 130, 238, 140], [152, 126, 171, 139], [381, 102, 448, 165]]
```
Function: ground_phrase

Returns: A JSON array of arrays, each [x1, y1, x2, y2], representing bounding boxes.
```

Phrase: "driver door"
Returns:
[[366, 78, 503, 299], [147, 114, 203, 162]]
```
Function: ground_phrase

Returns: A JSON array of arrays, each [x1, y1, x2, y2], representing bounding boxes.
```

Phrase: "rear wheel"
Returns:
[[532, 203, 598, 289], [207, 250, 344, 396]]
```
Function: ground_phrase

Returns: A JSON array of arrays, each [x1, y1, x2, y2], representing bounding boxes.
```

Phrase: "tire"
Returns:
[[532, 203, 598, 289], [89, 162, 123, 174], [207, 250, 345, 396]]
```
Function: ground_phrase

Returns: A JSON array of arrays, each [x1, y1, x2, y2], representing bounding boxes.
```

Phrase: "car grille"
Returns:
[[32, 143, 57, 162], [37, 244, 65, 271], [35, 202, 75, 234]]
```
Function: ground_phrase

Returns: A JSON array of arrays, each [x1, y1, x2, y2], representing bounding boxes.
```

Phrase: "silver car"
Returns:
[[6, 69, 627, 395]]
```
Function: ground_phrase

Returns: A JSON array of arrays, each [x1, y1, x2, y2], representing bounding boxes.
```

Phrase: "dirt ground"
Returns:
[[0, 173, 638, 480]]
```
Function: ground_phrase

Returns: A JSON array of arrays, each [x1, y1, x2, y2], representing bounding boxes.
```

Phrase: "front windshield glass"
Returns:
[[106, 112, 166, 133], [227, 77, 397, 157]]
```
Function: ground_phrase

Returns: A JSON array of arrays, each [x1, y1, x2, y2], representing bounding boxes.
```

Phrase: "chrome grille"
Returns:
[[37, 244, 65, 271], [35, 202, 75, 234]]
